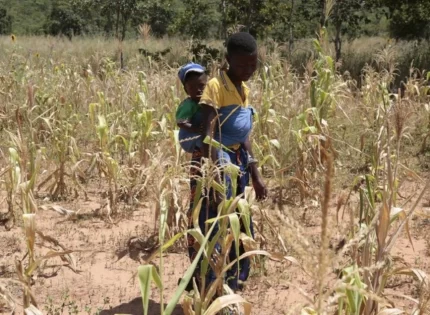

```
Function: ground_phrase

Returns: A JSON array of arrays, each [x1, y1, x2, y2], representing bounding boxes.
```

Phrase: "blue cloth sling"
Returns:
[[178, 105, 254, 153]]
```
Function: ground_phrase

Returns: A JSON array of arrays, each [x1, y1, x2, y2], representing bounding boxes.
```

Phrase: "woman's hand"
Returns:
[[252, 175, 268, 201], [249, 163, 267, 201]]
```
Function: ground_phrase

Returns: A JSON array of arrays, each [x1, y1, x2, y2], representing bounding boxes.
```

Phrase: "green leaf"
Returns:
[[203, 136, 233, 153], [161, 232, 184, 252], [228, 213, 241, 281], [138, 265, 162, 315], [165, 209, 222, 314], [237, 199, 252, 237]]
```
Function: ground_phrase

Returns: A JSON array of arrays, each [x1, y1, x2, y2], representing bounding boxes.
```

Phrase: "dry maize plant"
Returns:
[[137, 139, 288, 315], [3, 130, 79, 313], [2, 5, 430, 314], [268, 29, 430, 315]]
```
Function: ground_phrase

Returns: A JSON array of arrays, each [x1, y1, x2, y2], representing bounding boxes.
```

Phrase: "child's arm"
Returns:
[[244, 136, 267, 200]]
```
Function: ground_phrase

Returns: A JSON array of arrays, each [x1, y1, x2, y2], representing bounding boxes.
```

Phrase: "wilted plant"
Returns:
[[5, 141, 79, 313], [3, 16, 430, 315], [36, 96, 83, 200]]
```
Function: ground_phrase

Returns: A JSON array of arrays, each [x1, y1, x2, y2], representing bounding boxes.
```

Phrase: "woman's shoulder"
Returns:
[[207, 76, 222, 87]]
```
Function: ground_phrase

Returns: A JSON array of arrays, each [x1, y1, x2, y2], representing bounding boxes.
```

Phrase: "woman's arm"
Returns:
[[200, 104, 224, 204], [244, 136, 268, 200], [200, 104, 219, 164]]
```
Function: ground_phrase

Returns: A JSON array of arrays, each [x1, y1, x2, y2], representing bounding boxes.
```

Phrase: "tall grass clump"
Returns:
[[2, 14, 430, 314]]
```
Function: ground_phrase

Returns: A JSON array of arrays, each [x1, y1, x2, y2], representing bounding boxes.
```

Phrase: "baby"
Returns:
[[176, 62, 208, 153]]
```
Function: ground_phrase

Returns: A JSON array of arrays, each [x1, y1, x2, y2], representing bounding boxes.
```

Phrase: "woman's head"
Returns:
[[178, 63, 207, 102], [226, 32, 258, 83]]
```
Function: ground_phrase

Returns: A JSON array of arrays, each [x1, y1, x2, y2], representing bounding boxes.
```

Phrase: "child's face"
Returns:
[[227, 52, 258, 82], [185, 74, 207, 102]]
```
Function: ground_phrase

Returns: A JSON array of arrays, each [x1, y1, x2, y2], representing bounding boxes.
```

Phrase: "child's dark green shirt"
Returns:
[[176, 98, 200, 124]]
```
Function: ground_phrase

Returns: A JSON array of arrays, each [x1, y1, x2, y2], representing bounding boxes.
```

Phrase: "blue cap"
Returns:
[[178, 62, 205, 84]]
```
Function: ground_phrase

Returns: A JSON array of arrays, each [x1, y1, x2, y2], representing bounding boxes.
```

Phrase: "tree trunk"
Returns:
[[334, 21, 342, 62], [220, 0, 227, 39], [288, 0, 295, 56], [115, 1, 121, 41], [319, 0, 326, 28], [121, 12, 127, 41], [247, 0, 262, 37]]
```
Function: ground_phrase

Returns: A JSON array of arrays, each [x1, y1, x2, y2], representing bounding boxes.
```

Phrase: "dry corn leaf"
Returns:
[[394, 208, 414, 252], [203, 294, 251, 315], [181, 294, 195, 315], [0, 282, 16, 311], [40, 205, 75, 216], [377, 202, 390, 256], [377, 309, 404, 315], [393, 268, 429, 288], [24, 304, 43, 315], [36, 230, 79, 272]]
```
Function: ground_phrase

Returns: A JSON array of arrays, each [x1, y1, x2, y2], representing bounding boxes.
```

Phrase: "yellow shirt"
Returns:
[[199, 71, 250, 109], [199, 71, 251, 150]]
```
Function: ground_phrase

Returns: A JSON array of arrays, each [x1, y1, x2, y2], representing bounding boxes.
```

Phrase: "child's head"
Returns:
[[178, 63, 207, 102], [226, 32, 258, 82]]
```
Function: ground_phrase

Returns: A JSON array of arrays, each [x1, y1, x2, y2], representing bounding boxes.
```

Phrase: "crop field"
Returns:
[[1, 32, 430, 315]]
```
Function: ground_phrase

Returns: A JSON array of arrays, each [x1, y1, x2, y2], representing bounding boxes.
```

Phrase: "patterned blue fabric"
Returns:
[[178, 105, 254, 153], [215, 105, 254, 147]]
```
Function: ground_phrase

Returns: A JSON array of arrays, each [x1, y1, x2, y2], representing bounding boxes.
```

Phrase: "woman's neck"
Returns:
[[226, 69, 241, 88]]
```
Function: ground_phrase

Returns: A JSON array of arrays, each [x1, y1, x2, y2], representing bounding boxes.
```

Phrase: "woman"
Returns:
[[186, 31, 267, 294]]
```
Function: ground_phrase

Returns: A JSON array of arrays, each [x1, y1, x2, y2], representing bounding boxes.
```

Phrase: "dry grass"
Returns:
[[1, 30, 430, 314]]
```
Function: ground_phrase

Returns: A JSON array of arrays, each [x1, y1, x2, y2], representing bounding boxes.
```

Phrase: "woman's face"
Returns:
[[227, 51, 258, 82]]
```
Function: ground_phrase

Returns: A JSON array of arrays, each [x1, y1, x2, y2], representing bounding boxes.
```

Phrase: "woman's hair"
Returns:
[[226, 32, 257, 55]]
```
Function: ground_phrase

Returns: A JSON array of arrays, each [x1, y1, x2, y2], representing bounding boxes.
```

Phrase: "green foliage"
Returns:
[[330, 0, 371, 36], [383, 0, 430, 39], [139, 0, 176, 37], [170, 0, 219, 39], [76, 0, 144, 40], [0, 7, 12, 34], [0, 0, 51, 34], [329, 0, 375, 60], [224, 0, 292, 39], [0, 0, 429, 45], [44, 1, 84, 39]]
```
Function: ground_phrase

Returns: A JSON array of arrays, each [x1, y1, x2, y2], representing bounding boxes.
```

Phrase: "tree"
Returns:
[[381, 0, 430, 40], [44, 1, 83, 39], [102, 0, 141, 40], [0, 8, 12, 34], [224, 0, 292, 39], [329, 0, 371, 61], [139, 0, 175, 38], [293, 0, 320, 38], [171, 0, 219, 39], [74, 0, 143, 40]]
